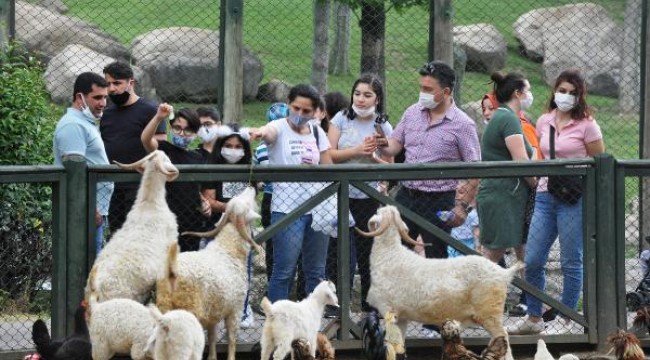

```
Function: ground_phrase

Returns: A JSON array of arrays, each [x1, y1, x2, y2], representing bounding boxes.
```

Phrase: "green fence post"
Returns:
[[50, 173, 67, 338], [62, 156, 88, 335], [594, 153, 624, 349]]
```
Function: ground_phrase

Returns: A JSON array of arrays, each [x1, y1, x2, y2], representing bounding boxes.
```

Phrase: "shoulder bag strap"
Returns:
[[549, 125, 556, 160]]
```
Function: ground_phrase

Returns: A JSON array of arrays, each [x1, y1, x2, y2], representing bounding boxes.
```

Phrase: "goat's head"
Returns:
[[114, 150, 179, 181], [182, 186, 263, 254], [355, 206, 423, 247], [314, 280, 339, 308]]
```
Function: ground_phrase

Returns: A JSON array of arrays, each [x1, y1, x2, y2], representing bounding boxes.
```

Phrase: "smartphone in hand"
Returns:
[[374, 123, 388, 147]]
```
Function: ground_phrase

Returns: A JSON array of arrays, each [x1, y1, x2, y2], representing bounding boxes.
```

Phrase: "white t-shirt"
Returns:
[[267, 119, 331, 213], [331, 111, 393, 198]]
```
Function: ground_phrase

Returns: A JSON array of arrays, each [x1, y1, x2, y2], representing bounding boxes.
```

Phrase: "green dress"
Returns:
[[477, 106, 533, 250]]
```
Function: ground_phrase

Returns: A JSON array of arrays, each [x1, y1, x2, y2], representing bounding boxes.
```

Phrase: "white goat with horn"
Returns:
[[155, 186, 263, 360], [85, 150, 179, 303], [357, 205, 523, 360]]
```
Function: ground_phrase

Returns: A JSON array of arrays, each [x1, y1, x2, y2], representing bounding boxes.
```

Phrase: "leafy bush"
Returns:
[[0, 42, 58, 314]]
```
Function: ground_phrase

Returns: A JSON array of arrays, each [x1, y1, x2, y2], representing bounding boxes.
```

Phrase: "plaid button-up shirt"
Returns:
[[390, 102, 481, 192]]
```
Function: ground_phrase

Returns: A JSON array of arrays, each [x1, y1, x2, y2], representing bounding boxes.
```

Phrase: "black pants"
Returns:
[[350, 197, 380, 311], [107, 185, 138, 237]]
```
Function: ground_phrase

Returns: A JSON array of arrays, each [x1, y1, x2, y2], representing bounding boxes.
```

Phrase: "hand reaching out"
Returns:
[[156, 103, 173, 120]]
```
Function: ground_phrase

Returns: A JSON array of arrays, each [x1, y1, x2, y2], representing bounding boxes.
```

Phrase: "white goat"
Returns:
[[357, 205, 523, 360], [147, 305, 205, 360], [259, 280, 339, 360], [155, 186, 263, 360], [85, 150, 179, 303], [87, 295, 155, 360]]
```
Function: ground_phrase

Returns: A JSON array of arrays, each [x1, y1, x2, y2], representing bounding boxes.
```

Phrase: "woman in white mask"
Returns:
[[326, 73, 393, 313], [508, 69, 604, 335]]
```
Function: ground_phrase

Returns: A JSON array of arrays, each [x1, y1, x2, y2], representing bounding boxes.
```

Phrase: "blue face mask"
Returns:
[[171, 134, 194, 148], [288, 111, 312, 128]]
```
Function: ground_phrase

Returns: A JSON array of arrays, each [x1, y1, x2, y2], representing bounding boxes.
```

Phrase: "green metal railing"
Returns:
[[1, 154, 641, 356]]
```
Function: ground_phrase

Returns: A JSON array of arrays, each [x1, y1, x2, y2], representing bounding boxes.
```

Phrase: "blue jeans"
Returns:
[[95, 219, 106, 254], [268, 212, 329, 302], [525, 191, 583, 317]]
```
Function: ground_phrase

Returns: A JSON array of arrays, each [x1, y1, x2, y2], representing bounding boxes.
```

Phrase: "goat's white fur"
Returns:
[[147, 305, 205, 360], [85, 150, 179, 303], [87, 295, 155, 360], [362, 206, 523, 360], [156, 186, 261, 360], [259, 280, 339, 360]]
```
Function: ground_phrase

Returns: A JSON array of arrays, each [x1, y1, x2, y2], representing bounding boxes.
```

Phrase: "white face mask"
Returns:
[[419, 91, 440, 109], [352, 104, 376, 118], [79, 93, 100, 120], [197, 126, 219, 144], [554, 92, 576, 112], [221, 148, 245, 164], [520, 91, 533, 110]]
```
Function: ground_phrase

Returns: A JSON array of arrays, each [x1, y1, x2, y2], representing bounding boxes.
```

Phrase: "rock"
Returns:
[[460, 100, 486, 139], [453, 44, 467, 104], [38, 0, 68, 14], [514, 3, 622, 97], [131, 27, 263, 103], [256, 79, 292, 103], [453, 23, 506, 74], [44, 44, 156, 104], [15, 1, 129, 62]]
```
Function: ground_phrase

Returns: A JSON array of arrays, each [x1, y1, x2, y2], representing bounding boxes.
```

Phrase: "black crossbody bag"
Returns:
[[547, 125, 583, 205]]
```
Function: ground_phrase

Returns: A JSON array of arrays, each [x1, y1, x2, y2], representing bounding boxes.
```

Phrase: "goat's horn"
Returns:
[[397, 226, 429, 247], [114, 151, 158, 169], [355, 220, 390, 238], [235, 215, 264, 254], [182, 229, 217, 238], [153, 152, 178, 176]]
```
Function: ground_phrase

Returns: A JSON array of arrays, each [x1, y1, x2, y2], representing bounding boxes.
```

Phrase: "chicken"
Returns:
[[316, 333, 335, 360], [32, 304, 91, 360], [534, 339, 579, 360], [630, 305, 650, 336], [292, 338, 315, 360], [441, 319, 481, 360], [607, 329, 645, 360], [384, 311, 405, 360], [441, 319, 508, 360]]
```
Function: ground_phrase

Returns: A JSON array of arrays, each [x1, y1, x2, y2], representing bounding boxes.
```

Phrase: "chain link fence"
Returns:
[[1, 0, 647, 354]]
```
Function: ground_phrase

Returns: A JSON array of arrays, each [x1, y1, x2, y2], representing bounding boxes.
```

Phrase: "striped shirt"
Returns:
[[390, 102, 481, 192]]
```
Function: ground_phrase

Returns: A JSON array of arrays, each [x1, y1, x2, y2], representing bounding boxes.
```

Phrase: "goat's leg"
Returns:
[[225, 314, 238, 360], [272, 340, 291, 360], [207, 323, 218, 360], [260, 325, 274, 360], [482, 317, 512, 360], [397, 318, 408, 344]]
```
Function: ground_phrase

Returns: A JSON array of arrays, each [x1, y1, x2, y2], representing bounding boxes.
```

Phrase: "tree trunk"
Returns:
[[619, 0, 641, 114], [360, 1, 386, 85], [329, 2, 351, 75], [429, 0, 453, 65], [311, 0, 330, 94]]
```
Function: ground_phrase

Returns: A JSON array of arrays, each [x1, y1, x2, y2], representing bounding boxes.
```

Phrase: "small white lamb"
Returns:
[[87, 295, 155, 360], [147, 305, 205, 360], [357, 205, 523, 360], [259, 280, 339, 360], [85, 150, 179, 303]]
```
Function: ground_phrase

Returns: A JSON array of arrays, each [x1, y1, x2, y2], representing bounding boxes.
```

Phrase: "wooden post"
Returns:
[[640, 0, 650, 249], [428, 0, 453, 65], [218, 0, 243, 123], [62, 157, 88, 335]]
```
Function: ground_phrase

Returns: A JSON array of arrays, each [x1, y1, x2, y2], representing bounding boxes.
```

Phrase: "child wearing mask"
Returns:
[[201, 123, 257, 328], [141, 103, 210, 252]]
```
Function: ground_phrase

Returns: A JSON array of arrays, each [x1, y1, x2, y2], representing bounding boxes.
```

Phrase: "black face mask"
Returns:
[[109, 90, 130, 106]]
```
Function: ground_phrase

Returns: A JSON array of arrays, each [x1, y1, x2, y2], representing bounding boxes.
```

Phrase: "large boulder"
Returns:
[[514, 3, 622, 98], [15, 1, 129, 62], [131, 27, 264, 103], [257, 79, 292, 103], [453, 23, 506, 74], [460, 100, 486, 139], [44, 44, 156, 104]]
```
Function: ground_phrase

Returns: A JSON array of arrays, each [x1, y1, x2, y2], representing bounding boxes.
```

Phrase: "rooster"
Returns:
[[607, 329, 645, 360], [32, 303, 91, 360], [630, 305, 650, 337], [441, 319, 508, 360]]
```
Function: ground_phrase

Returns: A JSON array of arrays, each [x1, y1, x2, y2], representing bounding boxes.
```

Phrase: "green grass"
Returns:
[[59, 0, 636, 156]]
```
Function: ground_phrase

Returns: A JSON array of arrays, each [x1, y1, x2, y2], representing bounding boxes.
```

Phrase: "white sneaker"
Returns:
[[419, 327, 441, 339], [506, 317, 544, 335], [542, 317, 582, 335], [240, 304, 255, 328]]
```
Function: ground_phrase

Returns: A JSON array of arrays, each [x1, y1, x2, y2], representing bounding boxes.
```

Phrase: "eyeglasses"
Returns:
[[171, 125, 196, 136]]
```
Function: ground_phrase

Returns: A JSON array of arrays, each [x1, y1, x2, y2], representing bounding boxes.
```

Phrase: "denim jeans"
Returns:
[[525, 191, 583, 317], [268, 212, 329, 302], [95, 218, 106, 254]]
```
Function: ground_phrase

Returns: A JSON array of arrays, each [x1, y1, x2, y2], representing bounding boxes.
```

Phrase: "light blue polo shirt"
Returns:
[[53, 107, 114, 215]]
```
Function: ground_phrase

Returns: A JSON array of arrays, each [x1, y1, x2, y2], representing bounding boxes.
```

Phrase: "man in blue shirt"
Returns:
[[53, 72, 114, 253]]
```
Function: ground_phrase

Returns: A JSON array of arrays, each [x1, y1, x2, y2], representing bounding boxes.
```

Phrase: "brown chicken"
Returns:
[[441, 319, 508, 360], [607, 329, 645, 360]]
